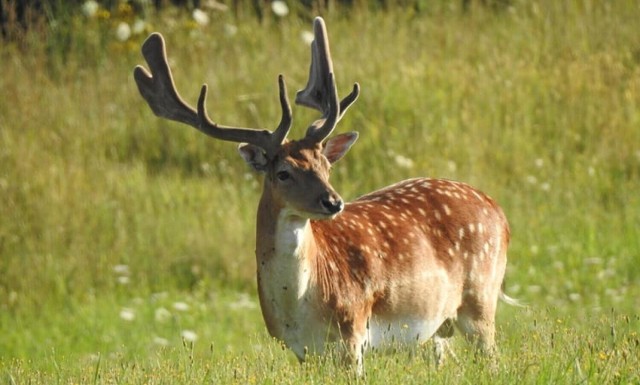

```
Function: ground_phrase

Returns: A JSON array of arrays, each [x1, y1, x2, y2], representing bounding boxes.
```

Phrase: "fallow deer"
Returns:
[[133, 17, 518, 374]]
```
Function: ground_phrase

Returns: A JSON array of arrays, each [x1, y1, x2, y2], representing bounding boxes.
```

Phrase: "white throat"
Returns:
[[275, 213, 310, 257], [273, 211, 314, 299]]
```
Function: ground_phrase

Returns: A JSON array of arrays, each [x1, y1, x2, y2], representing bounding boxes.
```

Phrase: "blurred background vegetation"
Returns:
[[0, 0, 639, 381], [0, 0, 512, 29]]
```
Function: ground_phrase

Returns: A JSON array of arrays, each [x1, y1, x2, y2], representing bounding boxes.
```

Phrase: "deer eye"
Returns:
[[276, 171, 291, 181]]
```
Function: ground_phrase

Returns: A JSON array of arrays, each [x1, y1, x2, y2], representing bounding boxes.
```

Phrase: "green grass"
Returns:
[[1, 1, 639, 383]]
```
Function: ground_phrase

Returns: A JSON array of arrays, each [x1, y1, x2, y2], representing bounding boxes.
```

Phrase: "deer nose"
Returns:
[[320, 194, 344, 215]]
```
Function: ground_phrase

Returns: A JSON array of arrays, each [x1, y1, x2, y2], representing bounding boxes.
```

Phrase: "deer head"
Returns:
[[133, 17, 360, 219]]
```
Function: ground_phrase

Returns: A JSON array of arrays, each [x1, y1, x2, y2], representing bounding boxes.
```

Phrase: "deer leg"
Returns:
[[338, 331, 366, 376], [433, 318, 459, 367], [337, 311, 370, 376], [456, 302, 498, 357]]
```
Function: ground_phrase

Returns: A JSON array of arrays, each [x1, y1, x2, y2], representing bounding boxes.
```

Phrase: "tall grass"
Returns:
[[1, 1, 639, 382]]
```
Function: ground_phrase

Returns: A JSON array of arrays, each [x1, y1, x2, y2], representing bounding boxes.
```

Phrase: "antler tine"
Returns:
[[272, 74, 293, 146], [133, 33, 198, 127], [295, 17, 333, 113], [134, 33, 291, 157], [305, 72, 339, 142], [295, 17, 360, 143], [339, 83, 360, 118], [196, 79, 291, 156]]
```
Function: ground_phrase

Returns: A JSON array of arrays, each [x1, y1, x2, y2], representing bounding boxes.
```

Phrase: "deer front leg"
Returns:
[[341, 332, 367, 376], [337, 310, 371, 376]]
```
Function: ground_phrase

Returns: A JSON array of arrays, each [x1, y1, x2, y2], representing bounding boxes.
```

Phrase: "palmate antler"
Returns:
[[296, 17, 360, 142], [133, 17, 358, 155], [133, 33, 291, 157]]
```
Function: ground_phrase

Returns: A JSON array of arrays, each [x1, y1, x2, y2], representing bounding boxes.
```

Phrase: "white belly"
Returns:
[[368, 316, 445, 348]]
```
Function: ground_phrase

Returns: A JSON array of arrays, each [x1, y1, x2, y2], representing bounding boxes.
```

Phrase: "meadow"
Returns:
[[1, 1, 639, 383]]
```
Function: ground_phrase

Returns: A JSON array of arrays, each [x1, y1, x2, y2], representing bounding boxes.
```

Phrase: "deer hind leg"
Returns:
[[433, 318, 460, 367], [455, 296, 499, 358]]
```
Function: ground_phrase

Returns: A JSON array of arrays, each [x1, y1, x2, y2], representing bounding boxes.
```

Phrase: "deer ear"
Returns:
[[323, 132, 358, 164], [238, 143, 269, 172]]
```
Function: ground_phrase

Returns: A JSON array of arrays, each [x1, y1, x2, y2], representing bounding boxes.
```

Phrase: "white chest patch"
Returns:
[[259, 213, 327, 359], [272, 214, 311, 299]]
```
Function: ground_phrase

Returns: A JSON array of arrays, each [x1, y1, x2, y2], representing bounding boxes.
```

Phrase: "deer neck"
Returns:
[[255, 187, 318, 265], [255, 186, 320, 339]]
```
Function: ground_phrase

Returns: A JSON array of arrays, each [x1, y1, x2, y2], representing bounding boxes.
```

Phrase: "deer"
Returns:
[[133, 17, 518, 374]]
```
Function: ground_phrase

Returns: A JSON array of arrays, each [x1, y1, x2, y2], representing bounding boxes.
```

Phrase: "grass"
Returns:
[[1, 0, 639, 383]]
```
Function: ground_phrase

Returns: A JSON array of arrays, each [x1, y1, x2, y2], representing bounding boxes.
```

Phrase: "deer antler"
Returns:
[[296, 17, 360, 143], [133, 33, 292, 157]]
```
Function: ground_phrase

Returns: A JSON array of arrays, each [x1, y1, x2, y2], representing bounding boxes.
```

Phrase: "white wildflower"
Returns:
[[224, 23, 238, 37], [394, 154, 414, 169], [597, 268, 616, 280], [153, 336, 170, 347], [117, 276, 130, 285], [119, 308, 136, 321], [87, 353, 101, 363], [568, 293, 581, 302], [173, 302, 190, 312], [115, 22, 131, 42], [192, 9, 210, 26], [151, 291, 169, 302], [301, 30, 314, 45], [204, 0, 229, 12], [584, 257, 603, 265], [181, 330, 198, 342], [155, 307, 171, 323], [271, 1, 289, 17], [113, 264, 130, 275], [82, 0, 99, 18], [132, 19, 146, 35]]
